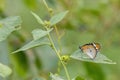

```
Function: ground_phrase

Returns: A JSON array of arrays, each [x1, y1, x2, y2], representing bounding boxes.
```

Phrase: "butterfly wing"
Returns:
[[94, 43, 101, 51], [80, 44, 97, 59]]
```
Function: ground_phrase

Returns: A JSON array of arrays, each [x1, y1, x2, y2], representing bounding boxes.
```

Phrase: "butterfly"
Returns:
[[79, 43, 101, 59]]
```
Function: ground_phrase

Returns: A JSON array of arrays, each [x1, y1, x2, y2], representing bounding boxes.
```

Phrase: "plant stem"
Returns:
[[42, 0, 70, 80], [45, 27, 70, 80], [42, 0, 62, 53]]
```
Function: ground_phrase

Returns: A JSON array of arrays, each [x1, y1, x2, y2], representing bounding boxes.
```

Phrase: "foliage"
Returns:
[[12, 29, 53, 53], [0, 16, 22, 42], [50, 11, 69, 26], [0, 0, 119, 80], [0, 63, 12, 78], [70, 49, 116, 64], [11, 2, 115, 80], [0, 16, 22, 78]]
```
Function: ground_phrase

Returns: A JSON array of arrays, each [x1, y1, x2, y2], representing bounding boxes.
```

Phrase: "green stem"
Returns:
[[43, 0, 62, 54], [42, 0, 70, 80], [45, 27, 70, 80]]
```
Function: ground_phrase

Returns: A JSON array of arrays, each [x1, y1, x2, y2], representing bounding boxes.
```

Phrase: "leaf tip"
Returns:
[[30, 11, 44, 25], [111, 62, 117, 64], [11, 50, 20, 54], [30, 11, 35, 15]]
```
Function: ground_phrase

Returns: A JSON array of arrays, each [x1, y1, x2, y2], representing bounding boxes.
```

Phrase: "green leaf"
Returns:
[[72, 75, 85, 80], [50, 11, 69, 26], [0, 16, 22, 42], [0, 63, 12, 78], [12, 28, 53, 54], [32, 28, 53, 40], [70, 49, 116, 64], [50, 73, 64, 80], [31, 11, 44, 25], [12, 38, 50, 54]]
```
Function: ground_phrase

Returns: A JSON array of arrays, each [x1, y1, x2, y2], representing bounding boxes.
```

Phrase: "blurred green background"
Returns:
[[0, 0, 120, 80]]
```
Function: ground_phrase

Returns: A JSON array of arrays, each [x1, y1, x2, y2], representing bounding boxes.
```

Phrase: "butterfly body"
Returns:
[[79, 43, 101, 59]]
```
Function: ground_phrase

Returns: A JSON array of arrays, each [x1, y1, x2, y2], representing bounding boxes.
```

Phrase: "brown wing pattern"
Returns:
[[79, 43, 101, 59]]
